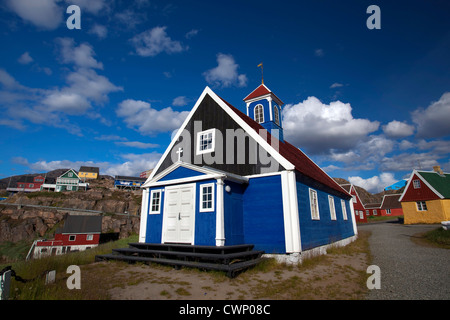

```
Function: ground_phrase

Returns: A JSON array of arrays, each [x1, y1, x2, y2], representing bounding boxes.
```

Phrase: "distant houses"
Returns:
[[399, 166, 450, 224], [41, 169, 88, 192], [338, 182, 404, 223], [114, 176, 147, 190]]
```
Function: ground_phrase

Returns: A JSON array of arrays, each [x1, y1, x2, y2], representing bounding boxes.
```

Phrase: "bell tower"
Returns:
[[243, 83, 284, 142]]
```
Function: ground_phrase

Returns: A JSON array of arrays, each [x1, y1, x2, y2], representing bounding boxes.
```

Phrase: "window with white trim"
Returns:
[[341, 200, 348, 220], [200, 183, 214, 212], [329, 195, 336, 220], [69, 235, 76, 241], [254, 104, 264, 123], [196, 129, 215, 155], [416, 201, 427, 211], [309, 189, 320, 220], [149, 190, 161, 214], [86, 234, 94, 241], [273, 105, 280, 126], [413, 179, 421, 189]]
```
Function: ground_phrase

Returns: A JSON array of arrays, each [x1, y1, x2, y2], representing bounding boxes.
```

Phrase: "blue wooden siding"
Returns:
[[158, 166, 205, 182], [145, 187, 164, 243], [242, 175, 286, 253], [194, 179, 216, 246], [224, 181, 245, 245], [295, 174, 355, 251]]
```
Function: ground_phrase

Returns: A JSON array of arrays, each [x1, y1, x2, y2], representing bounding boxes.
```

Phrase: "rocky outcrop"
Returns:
[[0, 187, 142, 243]]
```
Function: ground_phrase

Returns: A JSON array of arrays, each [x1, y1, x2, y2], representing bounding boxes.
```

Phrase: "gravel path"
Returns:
[[359, 221, 450, 300]]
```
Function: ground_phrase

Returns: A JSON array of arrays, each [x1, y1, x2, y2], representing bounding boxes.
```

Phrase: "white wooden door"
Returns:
[[162, 184, 195, 244]]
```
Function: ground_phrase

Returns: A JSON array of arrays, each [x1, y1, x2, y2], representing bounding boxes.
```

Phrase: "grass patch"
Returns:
[[423, 227, 450, 249], [6, 233, 138, 300]]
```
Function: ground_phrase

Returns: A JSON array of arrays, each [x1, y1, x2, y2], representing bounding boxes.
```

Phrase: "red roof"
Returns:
[[219, 96, 349, 197], [243, 84, 284, 104]]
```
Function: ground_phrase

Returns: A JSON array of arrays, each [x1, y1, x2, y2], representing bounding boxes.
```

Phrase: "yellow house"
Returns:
[[78, 166, 100, 180], [399, 167, 450, 224]]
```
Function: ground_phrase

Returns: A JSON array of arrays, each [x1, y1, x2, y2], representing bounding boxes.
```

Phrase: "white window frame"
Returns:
[[273, 105, 280, 126], [196, 129, 216, 155], [309, 188, 320, 220], [149, 190, 162, 214], [199, 183, 215, 212], [341, 199, 348, 220], [254, 104, 264, 123], [86, 234, 94, 241], [352, 195, 357, 203], [69, 235, 76, 241], [373, 209, 377, 215], [328, 195, 336, 220], [413, 179, 421, 189], [416, 201, 427, 211]]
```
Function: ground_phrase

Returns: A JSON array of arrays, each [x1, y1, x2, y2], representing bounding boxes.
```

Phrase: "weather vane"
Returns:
[[257, 63, 264, 84]]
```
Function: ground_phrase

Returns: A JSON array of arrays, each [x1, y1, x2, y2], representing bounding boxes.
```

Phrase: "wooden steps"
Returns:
[[95, 243, 264, 278]]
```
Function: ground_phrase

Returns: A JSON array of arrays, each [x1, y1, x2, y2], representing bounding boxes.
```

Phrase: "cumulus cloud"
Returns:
[[66, 0, 108, 14], [12, 152, 161, 177], [57, 38, 104, 69], [6, 0, 63, 30], [89, 24, 108, 39], [382, 120, 415, 138], [18, 52, 33, 64], [203, 53, 247, 88], [130, 26, 186, 57], [172, 96, 189, 107], [116, 99, 189, 135], [348, 173, 397, 193], [282, 97, 379, 155], [0, 39, 121, 134], [412, 92, 450, 139]]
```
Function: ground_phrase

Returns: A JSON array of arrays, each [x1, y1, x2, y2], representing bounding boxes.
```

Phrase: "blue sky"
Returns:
[[0, 0, 449, 193]]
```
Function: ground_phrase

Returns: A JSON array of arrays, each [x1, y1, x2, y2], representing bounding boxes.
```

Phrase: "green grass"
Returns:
[[423, 227, 450, 249], [5, 233, 138, 300]]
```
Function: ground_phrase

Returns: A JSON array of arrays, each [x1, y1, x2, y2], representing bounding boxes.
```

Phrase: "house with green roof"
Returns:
[[399, 166, 450, 224]]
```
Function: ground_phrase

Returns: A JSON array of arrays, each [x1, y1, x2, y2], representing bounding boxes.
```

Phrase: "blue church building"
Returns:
[[139, 84, 357, 262]]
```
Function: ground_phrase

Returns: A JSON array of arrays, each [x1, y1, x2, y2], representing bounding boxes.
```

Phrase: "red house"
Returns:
[[340, 184, 368, 223], [364, 203, 381, 217], [28, 215, 102, 259], [380, 194, 404, 216], [7, 175, 45, 193]]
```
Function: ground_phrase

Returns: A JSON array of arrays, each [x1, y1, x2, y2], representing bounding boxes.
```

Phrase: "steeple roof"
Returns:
[[243, 84, 283, 104]]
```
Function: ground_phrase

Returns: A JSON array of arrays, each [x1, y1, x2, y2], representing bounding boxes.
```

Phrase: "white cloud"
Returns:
[[6, 0, 63, 30], [412, 92, 450, 138], [348, 173, 397, 193], [130, 26, 186, 57], [116, 99, 189, 135], [203, 53, 248, 88], [89, 24, 108, 39], [282, 96, 379, 155], [115, 141, 159, 149], [185, 29, 199, 39], [12, 152, 162, 177], [172, 96, 189, 107], [18, 52, 33, 64], [57, 38, 103, 69], [0, 39, 121, 134], [330, 82, 343, 89], [382, 120, 415, 138]]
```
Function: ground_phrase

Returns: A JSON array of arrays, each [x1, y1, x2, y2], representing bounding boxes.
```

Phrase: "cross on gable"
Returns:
[[176, 147, 183, 162]]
